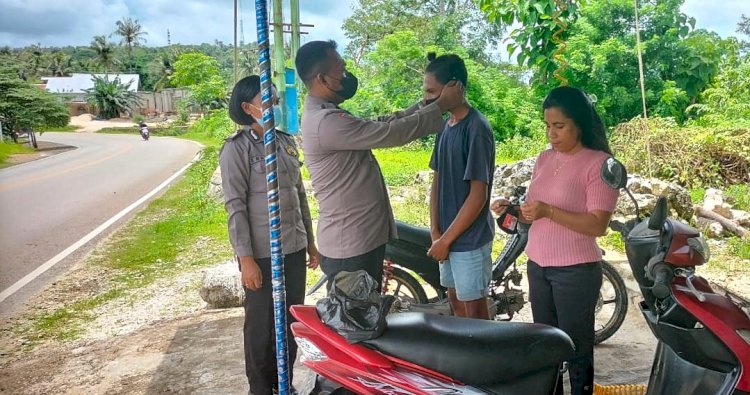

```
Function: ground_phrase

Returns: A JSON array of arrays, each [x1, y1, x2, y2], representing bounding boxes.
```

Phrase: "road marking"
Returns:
[[0, 149, 203, 304], [0, 143, 133, 192]]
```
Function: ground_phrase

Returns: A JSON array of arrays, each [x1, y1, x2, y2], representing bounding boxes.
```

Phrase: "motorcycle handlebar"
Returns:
[[651, 264, 673, 299]]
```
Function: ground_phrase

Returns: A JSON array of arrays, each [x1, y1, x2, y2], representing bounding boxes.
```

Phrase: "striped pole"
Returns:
[[255, 1, 291, 394]]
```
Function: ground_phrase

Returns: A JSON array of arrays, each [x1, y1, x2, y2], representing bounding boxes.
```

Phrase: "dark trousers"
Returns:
[[320, 244, 386, 291], [527, 260, 602, 395], [243, 249, 307, 395]]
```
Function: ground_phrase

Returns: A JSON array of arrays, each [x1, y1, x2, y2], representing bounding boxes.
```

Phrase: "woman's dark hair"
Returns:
[[542, 86, 611, 155], [228, 75, 260, 125], [425, 52, 468, 87]]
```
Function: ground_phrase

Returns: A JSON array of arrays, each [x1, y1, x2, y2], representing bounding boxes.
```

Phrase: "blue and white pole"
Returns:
[[255, 1, 290, 394]]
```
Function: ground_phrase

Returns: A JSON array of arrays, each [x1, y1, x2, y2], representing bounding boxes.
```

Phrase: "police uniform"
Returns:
[[219, 126, 313, 395], [300, 95, 444, 286]]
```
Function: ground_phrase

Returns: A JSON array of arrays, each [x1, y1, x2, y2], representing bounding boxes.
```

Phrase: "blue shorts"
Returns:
[[439, 242, 492, 301]]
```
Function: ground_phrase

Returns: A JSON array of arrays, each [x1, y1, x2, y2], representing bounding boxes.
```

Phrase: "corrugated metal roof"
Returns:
[[43, 73, 140, 94]]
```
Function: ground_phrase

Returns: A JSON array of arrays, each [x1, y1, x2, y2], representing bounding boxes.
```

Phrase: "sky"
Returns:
[[0, 0, 748, 49]]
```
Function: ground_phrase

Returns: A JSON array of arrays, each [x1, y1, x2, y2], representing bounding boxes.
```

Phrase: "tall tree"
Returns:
[[90, 36, 117, 72], [113, 17, 148, 70], [47, 52, 72, 77], [0, 62, 69, 137]]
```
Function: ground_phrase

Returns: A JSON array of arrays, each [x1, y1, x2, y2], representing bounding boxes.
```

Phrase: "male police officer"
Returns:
[[295, 40, 464, 288]]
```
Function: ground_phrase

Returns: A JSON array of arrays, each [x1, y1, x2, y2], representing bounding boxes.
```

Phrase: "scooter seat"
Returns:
[[395, 221, 432, 248], [363, 312, 575, 385]]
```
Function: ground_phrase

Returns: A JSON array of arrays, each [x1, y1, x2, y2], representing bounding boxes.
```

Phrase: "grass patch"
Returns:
[[725, 184, 750, 211], [599, 230, 626, 254], [0, 141, 34, 166], [689, 187, 706, 205], [37, 125, 80, 132], [728, 237, 750, 260], [374, 145, 433, 186], [97, 126, 189, 137]]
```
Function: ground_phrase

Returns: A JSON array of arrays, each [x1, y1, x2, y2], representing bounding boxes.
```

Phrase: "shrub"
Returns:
[[610, 117, 749, 188]]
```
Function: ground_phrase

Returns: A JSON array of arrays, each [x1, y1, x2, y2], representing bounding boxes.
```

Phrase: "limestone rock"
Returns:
[[200, 261, 244, 308], [207, 165, 224, 202]]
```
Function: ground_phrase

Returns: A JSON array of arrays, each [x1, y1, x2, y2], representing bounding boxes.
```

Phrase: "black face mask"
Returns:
[[424, 97, 438, 106], [327, 71, 358, 101]]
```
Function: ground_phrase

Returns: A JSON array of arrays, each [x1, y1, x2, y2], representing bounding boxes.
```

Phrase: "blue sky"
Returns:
[[0, 0, 748, 49]]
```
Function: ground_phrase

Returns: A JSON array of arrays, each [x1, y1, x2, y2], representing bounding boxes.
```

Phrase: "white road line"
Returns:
[[0, 149, 203, 304]]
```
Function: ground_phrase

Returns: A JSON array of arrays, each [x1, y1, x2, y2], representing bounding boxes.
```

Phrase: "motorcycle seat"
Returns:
[[395, 221, 432, 248], [363, 312, 575, 385]]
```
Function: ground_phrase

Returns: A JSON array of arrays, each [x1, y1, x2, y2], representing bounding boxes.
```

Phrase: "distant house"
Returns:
[[40, 73, 188, 117]]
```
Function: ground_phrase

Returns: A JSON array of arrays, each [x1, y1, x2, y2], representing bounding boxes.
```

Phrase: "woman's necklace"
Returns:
[[553, 152, 570, 176]]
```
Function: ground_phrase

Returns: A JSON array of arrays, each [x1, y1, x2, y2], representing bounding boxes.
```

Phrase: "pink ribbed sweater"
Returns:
[[525, 148, 619, 267]]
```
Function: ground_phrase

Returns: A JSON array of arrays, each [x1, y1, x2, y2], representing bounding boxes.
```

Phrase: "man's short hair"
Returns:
[[425, 52, 468, 87], [295, 40, 338, 85]]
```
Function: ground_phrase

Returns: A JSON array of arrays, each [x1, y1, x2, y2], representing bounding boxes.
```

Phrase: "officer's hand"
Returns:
[[436, 80, 465, 112], [306, 243, 320, 269], [239, 257, 263, 291]]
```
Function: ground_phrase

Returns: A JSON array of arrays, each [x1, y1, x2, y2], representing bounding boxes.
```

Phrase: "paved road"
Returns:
[[0, 132, 200, 310]]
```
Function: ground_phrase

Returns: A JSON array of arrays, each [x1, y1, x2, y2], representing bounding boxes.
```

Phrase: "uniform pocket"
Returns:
[[250, 156, 264, 174]]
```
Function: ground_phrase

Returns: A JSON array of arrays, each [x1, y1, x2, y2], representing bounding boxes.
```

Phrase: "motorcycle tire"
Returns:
[[383, 267, 429, 305], [594, 260, 629, 344]]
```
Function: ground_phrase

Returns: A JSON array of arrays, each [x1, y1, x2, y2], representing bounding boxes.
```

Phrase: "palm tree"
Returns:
[[48, 52, 72, 77], [113, 17, 147, 70], [147, 52, 176, 91], [84, 75, 142, 119], [90, 36, 116, 72]]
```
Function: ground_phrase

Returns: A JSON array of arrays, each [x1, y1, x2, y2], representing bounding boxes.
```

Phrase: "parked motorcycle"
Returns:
[[139, 122, 150, 141], [292, 158, 750, 395], [309, 186, 629, 344], [602, 157, 750, 394]]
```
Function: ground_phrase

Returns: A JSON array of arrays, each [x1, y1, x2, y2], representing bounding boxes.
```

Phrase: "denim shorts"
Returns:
[[439, 242, 492, 301]]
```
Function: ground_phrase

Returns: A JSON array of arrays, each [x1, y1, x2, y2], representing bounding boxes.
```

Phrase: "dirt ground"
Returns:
[[0, 256, 662, 395], [68, 114, 138, 133]]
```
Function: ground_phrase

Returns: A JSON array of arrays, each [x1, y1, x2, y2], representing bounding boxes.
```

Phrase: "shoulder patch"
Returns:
[[225, 129, 243, 141]]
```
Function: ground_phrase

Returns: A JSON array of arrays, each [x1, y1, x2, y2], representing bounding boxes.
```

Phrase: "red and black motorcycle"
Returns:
[[291, 158, 750, 394]]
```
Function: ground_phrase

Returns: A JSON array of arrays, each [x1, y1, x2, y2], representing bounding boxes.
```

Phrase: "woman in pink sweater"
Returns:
[[492, 86, 619, 395]]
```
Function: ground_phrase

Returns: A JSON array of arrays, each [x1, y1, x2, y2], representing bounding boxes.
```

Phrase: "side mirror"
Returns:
[[600, 157, 628, 190], [648, 197, 669, 231]]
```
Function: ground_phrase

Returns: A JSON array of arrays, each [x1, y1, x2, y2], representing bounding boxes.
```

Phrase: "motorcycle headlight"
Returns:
[[687, 236, 710, 263]]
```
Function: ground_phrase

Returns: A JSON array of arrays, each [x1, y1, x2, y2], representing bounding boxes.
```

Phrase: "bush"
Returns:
[[610, 117, 750, 188], [188, 109, 234, 141]]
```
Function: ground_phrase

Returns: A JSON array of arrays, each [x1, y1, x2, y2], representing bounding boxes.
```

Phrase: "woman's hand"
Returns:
[[239, 256, 263, 291], [491, 198, 511, 216], [306, 243, 320, 269], [520, 201, 553, 222]]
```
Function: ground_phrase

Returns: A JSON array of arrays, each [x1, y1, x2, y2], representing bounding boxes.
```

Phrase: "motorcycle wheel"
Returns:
[[383, 267, 429, 305], [594, 260, 628, 344]]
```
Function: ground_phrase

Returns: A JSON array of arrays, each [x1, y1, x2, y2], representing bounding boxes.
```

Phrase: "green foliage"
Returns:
[[189, 74, 228, 111], [689, 187, 705, 204], [90, 35, 117, 72], [495, 128, 547, 163], [727, 237, 750, 260], [373, 145, 433, 186], [477, 0, 584, 83], [0, 63, 69, 136], [725, 184, 750, 211], [84, 75, 141, 119], [172, 52, 221, 87], [114, 17, 148, 70], [0, 141, 34, 166], [188, 109, 234, 142], [610, 117, 750, 188]]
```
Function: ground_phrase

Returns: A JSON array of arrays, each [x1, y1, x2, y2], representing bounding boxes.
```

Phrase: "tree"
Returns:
[[171, 52, 221, 87], [114, 17, 148, 70], [343, 0, 501, 65], [172, 52, 227, 113], [47, 52, 73, 77], [0, 63, 69, 137], [477, 0, 584, 83], [146, 51, 176, 91], [90, 36, 117, 72], [84, 75, 141, 119]]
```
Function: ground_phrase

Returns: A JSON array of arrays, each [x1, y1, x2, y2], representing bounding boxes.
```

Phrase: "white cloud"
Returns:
[[682, 0, 749, 37]]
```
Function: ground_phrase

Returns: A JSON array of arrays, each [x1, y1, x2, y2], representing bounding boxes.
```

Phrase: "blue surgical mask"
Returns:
[[272, 104, 282, 129]]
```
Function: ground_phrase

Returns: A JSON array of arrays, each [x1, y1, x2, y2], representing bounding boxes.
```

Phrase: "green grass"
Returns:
[[725, 184, 750, 211], [374, 145, 433, 186], [689, 187, 706, 204], [97, 126, 189, 137], [37, 125, 80, 132], [728, 237, 750, 260], [0, 141, 34, 166], [600, 230, 626, 253]]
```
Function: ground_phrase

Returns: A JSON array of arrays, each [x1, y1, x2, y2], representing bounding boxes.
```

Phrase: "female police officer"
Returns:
[[219, 75, 319, 395]]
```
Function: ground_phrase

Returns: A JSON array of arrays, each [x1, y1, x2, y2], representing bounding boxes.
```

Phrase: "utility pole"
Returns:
[[234, 0, 239, 85], [291, 0, 301, 61], [272, 0, 287, 131]]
